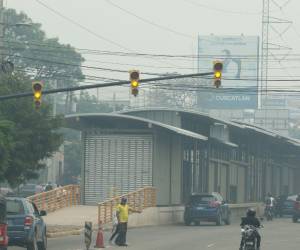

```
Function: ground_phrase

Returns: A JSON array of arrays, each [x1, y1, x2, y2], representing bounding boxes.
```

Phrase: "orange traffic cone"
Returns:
[[94, 221, 105, 248]]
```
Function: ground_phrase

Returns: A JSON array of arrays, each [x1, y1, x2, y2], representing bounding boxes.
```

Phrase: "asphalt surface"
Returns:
[[9, 218, 300, 250]]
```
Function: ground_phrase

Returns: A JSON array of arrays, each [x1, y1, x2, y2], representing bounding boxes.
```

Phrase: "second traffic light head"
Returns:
[[130, 70, 140, 97], [213, 61, 223, 88], [32, 81, 43, 108]]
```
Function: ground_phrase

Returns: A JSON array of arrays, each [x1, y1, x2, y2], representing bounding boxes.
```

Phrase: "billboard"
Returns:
[[197, 35, 259, 109]]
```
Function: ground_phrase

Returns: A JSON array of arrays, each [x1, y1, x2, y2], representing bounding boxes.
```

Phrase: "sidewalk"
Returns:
[[44, 205, 100, 237], [44, 205, 98, 226]]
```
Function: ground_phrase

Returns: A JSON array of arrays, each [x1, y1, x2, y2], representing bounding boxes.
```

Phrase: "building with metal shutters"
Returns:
[[65, 109, 300, 206], [83, 132, 153, 204], [66, 113, 207, 205]]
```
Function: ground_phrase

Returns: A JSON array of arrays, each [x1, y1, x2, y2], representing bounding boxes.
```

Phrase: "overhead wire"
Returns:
[[34, 0, 131, 52], [105, 0, 195, 40], [181, 0, 261, 16], [34, 0, 183, 68]]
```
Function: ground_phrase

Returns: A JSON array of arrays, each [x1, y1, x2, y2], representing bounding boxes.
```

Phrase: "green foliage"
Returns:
[[4, 8, 84, 87], [0, 73, 63, 187]]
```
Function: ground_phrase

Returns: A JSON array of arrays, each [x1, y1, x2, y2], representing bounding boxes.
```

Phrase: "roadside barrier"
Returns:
[[98, 186, 156, 225], [27, 185, 80, 213], [84, 221, 92, 250]]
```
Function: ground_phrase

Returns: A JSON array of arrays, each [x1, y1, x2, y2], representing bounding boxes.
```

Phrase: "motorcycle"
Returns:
[[264, 205, 273, 221], [240, 225, 260, 250]]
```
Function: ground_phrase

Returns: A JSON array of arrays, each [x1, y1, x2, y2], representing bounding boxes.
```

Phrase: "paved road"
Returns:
[[10, 218, 300, 250]]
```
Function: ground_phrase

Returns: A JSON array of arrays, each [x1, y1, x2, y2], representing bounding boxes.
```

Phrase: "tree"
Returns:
[[3, 8, 85, 113], [0, 73, 63, 187]]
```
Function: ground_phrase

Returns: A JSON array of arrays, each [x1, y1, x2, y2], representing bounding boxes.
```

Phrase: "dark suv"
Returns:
[[6, 197, 47, 250], [184, 193, 231, 226]]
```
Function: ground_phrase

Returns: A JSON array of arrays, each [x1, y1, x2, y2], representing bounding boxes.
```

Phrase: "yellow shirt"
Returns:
[[116, 204, 130, 223]]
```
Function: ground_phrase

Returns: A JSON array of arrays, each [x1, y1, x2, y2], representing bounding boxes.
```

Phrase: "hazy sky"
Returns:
[[5, 0, 300, 100]]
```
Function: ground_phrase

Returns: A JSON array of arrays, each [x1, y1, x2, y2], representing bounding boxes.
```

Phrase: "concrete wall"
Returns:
[[125, 203, 264, 228]]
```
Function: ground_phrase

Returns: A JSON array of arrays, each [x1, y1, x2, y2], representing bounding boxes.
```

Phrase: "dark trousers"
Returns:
[[240, 231, 261, 248], [110, 224, 120, 241], [115, 222, 128, 246]]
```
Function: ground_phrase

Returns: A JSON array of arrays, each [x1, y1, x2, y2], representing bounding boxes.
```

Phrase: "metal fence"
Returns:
[[98, 186, 156, 224], [27, 185, 80, 213]]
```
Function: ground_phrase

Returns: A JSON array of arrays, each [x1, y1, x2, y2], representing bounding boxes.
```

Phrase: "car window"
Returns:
[[190, 195, 215, 204], [7, 199, 25, 215]]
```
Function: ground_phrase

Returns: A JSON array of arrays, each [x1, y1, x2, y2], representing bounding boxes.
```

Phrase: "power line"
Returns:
[[34, 0, 182, 68], [181, 0, 261, 16], [106, 0, 195, 40], [9, 40, 300, 61], [34, 0, 131, 52]]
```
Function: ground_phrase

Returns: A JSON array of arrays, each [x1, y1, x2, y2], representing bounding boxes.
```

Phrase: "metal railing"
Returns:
[[27, 185, 80, 213], [98, 186, 156, 224]]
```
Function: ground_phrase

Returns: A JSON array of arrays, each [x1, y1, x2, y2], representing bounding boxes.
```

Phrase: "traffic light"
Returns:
[[213, 61, 223, 88], [32, 81, 43, 109], [130, 70, 140, 97]]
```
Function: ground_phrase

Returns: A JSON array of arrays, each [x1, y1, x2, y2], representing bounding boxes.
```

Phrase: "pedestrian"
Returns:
[[115, 197, 141, 246], [109, 210, 120, 244]]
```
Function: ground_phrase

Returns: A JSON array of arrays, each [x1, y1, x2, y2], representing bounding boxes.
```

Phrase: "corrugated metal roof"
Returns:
[[120, 107, 244, 128], [121, 108, 300, 148], [65, 113, 208, 141]]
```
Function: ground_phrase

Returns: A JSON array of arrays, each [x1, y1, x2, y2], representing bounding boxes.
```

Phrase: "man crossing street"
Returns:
[[115, 197, 141, 246]]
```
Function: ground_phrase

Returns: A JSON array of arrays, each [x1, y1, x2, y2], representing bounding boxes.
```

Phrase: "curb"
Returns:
[[47, 229, 83, 238]]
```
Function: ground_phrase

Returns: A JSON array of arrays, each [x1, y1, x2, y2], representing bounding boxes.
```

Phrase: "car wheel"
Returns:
[[27, 231, 38, 250], [216, 213, 222, 226], [38, 230, 47, 250]]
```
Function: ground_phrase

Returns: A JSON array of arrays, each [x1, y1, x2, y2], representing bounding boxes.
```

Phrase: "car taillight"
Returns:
[[0, 223, 8, 245], [24, 216, 33, 227], [209, 201, 220, 208]]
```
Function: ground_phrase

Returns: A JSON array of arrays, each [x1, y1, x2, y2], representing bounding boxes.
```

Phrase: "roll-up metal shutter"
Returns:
[[83, 131, 153, 205]]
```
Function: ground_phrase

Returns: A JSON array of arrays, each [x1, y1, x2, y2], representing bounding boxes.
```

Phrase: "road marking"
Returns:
[[207, 243, 215, 248]]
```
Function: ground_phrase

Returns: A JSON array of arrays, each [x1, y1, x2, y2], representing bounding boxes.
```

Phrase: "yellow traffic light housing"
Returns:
[[213, 61, 223, 88], [32, 81, 43, 109], [130, 70, 140, 97]]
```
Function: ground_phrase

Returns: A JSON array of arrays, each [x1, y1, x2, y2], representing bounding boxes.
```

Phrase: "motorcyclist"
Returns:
[[240, 208, 261, 250]]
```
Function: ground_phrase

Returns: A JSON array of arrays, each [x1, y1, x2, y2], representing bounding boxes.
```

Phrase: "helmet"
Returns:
[[246, 208, 256, 217], [121, 197, 127, 203]]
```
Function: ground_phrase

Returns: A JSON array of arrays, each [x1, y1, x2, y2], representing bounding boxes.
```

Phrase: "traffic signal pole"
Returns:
[[0, 72, 213, 101]]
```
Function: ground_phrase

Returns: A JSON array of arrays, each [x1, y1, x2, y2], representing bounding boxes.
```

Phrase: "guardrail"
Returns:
[[98, 186, 156, 225], [28, 185, 80, 213]]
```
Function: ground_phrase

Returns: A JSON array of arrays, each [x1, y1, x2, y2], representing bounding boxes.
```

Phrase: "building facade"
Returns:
[[66, 108, 300, 206]]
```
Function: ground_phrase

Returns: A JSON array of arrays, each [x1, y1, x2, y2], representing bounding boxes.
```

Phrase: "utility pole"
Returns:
[[0, 0, 4, 63]]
